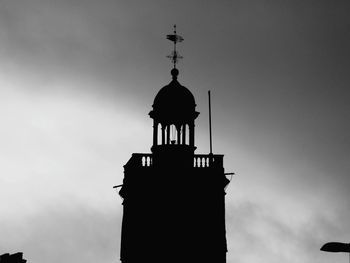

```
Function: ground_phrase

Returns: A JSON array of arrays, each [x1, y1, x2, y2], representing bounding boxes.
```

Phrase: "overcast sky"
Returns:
[[0, 1, 349, 262]]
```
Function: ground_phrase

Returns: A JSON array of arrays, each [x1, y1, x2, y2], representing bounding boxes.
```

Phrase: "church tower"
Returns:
[[118, 26, 229, 263]]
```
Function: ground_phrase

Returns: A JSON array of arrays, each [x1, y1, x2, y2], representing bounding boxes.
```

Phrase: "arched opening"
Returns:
[[170, 124, 177, 144], [157, 123, 162, 145], [168, 124, 183, 144]]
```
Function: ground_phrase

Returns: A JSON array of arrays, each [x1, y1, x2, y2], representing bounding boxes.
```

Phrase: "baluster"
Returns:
[[142, 156, 145, 166]]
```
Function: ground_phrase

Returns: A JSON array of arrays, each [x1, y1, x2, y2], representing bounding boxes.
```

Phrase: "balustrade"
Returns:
[[193, 154, 223, 168], [127, 153, 153, 167], [126, 153, 223, 168]]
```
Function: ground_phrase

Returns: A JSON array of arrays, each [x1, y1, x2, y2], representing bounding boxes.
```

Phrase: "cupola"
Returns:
[[149, 26, 199, 153]]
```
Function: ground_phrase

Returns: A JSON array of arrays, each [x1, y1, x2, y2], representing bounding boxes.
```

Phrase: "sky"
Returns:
[[0, 0, 349, 262]]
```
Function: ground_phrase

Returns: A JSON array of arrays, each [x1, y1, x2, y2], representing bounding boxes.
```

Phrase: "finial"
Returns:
[[171, 68, 179, 80], [166, 24, 184, 69]]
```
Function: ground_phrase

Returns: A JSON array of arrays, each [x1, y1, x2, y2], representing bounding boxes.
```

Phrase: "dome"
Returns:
[[153, 80, 196, 110], [151, 69, 197, 123]]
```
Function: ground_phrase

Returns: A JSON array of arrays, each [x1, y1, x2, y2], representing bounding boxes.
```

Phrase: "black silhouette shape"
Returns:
[[118, 26, 229, 263], [321, 242, 350, 253], [0, 252, 26, 263]]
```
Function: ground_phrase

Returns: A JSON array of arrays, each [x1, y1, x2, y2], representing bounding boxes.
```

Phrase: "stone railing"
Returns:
[[125, 153, 223, 169], [125, 153, 153, 167], [193, 154, 223, 168]]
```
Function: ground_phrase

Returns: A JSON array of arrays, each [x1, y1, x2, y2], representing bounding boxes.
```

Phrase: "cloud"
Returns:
[[0, 201, 121, 263], [226, 200, 347, 263], [0, 1, 349, 263], [0, 77, 134, 262]]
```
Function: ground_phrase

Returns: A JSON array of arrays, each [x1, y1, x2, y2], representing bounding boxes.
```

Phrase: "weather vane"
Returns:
[[166, 25, 184, 68]]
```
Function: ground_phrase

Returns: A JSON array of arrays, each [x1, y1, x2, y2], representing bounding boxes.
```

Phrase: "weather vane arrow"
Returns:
[[166, 25, 184, 68]]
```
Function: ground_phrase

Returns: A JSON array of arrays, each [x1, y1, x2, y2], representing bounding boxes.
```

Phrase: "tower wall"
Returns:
[[120, 153, 227, 263]]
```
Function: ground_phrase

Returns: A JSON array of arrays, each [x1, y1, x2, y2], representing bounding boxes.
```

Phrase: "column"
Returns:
[[182, 124, 186, 145], [189, 122, 195, 146], [153, 120, 158, 146], [161, 124, 166, 145]]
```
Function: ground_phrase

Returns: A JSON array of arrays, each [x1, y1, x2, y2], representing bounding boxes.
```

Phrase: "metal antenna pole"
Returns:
[[173, 25, 177, 68], [208, 90, 213, 154]]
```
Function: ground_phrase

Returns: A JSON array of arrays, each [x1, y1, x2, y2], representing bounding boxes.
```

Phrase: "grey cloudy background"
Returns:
[[0, 0, 349, 262]]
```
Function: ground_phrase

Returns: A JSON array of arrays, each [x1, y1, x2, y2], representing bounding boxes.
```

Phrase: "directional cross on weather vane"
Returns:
[[166, 25, 184, 68]]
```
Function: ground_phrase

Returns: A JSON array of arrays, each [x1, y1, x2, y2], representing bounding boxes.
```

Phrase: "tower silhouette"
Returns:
[[118, 27, 229, 263]]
